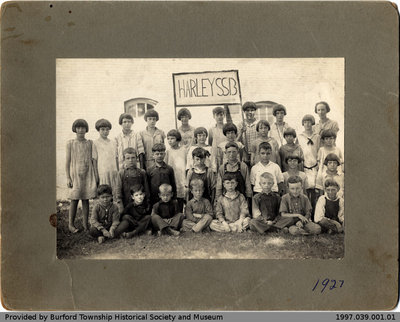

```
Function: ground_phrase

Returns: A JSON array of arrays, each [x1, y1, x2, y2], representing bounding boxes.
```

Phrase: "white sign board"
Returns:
[[173, 70, 241, 106]]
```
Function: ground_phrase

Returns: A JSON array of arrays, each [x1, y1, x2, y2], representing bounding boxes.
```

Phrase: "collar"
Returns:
[[223, 191, 240, 200], [289, 194, 302, 200], [125, 166, 138, 171], [155, 162, 167, 168], [325, 195, 340, 201]]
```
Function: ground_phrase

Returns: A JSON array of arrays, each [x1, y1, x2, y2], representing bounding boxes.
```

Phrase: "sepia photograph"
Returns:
[[56, 58, 345, 259]]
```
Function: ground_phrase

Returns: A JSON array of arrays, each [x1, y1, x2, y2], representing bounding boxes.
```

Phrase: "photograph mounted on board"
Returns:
[[56, 58, 344, 260]]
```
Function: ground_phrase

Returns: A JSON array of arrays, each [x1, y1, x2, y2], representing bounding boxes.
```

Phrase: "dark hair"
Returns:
[[258, 142, 272, 152], [192, 147, 210, 159], [287, 175, 303, 185], [144, 109, 159, 121], [320, 129, 337, 140], [190, 178, 204, 190], [285, 154, 303, 163], [177, 108, 192, 120], [95, 119, 112, 131], [273, 104, 287, 116], [225, 141, 239, 150], [72, 119, 89, 133], [97, 184, 112, 196], [152, 143, 166, 152], [324, 178, 340, 190], [123, 147, 137, 159], [213, 106, 225, 115], [314, 101, 331, 113], [283, 127, 297, 138], [130, 184, 145, 195], [223, 123, 237, 135], [194, 127, 208, 138], [167, 129, 182, 142], [242, 101, 257, 112], [256, 120, 270, 131], [119, 113, 133, 125], [323, 153, 341, 166], [302, 114, 316, 125], [222, 172, 238, 183]]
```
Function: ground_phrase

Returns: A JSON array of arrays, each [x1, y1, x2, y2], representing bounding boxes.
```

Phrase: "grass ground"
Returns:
[[57, 200, 344, 260]]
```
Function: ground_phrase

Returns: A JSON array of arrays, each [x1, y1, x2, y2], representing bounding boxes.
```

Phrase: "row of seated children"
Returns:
[[89, 171, 344, 244]]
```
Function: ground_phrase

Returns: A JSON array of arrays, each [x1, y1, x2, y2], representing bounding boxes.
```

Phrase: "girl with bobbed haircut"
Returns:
[[144, 109, 159, 121], [272, 104, 287, 116], [270, 104, 292, 148], [194, 127, 208, 138], [167, 129, 182, 142], [256, 120, 271, 132], [241, 101, 257, 112], [95, 119, 112, 131], [283, 127, 297, 138], [323, 153, 341, 166], [223, 123, 238, 136], [66, 119, 98, 234], [72, 119, 89, 133], [177, 108, 192, 120], [118, 113, 133, 125], [301, 114, 316, 126], [320, 129, 337, 140]]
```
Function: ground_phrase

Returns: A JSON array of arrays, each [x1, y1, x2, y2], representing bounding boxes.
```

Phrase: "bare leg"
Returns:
[[81, 199, 89, 231], [68, 200, 79, 233]]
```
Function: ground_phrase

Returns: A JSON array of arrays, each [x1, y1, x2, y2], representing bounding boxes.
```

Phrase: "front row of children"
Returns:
[[90, 170, 344, 244]]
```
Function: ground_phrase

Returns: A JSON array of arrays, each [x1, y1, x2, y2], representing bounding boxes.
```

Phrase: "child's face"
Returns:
[[288, 182, 302, 197], [324, 136, 335, 147], [275, 110, 285, 123], [259, 148, 272, 163], [316, 103, 328, 118], [121, 118, 133, 131], [196, 133, 207, 145], [132, 190, 145, 205], [124, 153, 137, 168], [225, 147, 238, 162], [326, 160, 339, 172], [99, 127, 110, 139], [325, 186, 339, 200], [303, 120, 313, 131], [285, 135, 295, 144], [260, 177, 274, 193], [258, 124, 269, 137], [223, 179, 238, 193], [180, 115, 189, 125], [153, 150, 165, 163], [75, 126, 87, 138], [159, 190, 172, 203], [167, 136, 179, 148], [193, 156, 205, 168], [287, 158, 299, 169], [191, 186, 204, 200], [146, 116, 157, 128], [99, 193, 113, 207], [245, 108, 256, 120], [225, 131, 237, 142], [214, 112, 225, 124]]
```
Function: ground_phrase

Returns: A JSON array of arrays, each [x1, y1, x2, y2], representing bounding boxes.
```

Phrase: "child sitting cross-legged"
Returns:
[[116, 184, 152, 238], [181, 179, 214, 233], [249, 172, 281, 234], [210, 173, 250, 233], [89, 185, 121, 243], [151, 183, 184, 236], [274, 176, 321, 236], [314, 179, 344, 234]]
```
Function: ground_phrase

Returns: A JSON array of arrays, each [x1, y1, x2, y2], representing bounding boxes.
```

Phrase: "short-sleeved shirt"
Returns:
[[178, 125, 195, 149], [279, 193, 312, 217], [269, 122, 291, 147], [250, 161, 283, 193], [152, 199, 180, 219], [314, 195, 344, 224], [283, 171, 308, 192], [315, 171, 344, 197], [252, 192, 281, 221], [115, 131, 145, 169], [313, 118, 339, 137], [140, 127, 166, 166]]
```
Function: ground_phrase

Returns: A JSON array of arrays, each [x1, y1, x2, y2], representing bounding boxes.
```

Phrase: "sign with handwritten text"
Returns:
[[173, 70, 241, 106]]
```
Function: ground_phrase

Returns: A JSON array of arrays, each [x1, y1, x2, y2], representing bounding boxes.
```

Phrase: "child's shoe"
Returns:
[[145, 229, 153, 236], [282, 227, 289, 234], [157, 230, 163, 237], [166, 227, 180, 236], [98, 236, 105, 244]]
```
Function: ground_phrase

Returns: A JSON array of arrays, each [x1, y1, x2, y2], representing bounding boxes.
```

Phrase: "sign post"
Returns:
[[172, 69, 245, 147]]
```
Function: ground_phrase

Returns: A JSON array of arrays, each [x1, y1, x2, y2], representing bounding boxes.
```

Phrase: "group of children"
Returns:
[[65, 101, 344, 243]]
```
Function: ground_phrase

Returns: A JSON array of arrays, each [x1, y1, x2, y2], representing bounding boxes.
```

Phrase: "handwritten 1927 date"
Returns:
[[312, 278, 344, 293]]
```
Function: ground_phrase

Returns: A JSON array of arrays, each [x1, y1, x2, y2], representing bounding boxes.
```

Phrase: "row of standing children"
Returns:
[[65, 101, 344, 242]]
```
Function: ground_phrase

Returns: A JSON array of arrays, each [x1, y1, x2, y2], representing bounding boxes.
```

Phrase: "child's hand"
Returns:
[[266, 220, 274, 225], [297, 214, 309, 224], [109, 229, 115, 238], [67, 178, 73, 188], [102, 229, 111, 238], [296, 220, 304, 228]]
